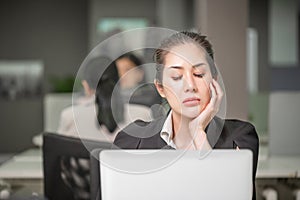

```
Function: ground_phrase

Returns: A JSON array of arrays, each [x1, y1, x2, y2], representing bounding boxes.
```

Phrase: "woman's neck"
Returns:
[[171, 112, 195, 149]]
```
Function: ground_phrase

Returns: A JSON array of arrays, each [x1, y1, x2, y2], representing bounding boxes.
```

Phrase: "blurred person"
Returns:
[[115, 53, 163, 109], [116, 53, 145, 91], [57, 57, 151, 200], [57, 56, 151, 142]]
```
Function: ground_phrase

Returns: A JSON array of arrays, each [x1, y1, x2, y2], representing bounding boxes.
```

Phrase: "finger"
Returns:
[[212, 79, 223, 99], [193, 131, 212, 150], [203, 82, 217, 113], [212, 79, 223, 107], [209, 82, 217, 105]]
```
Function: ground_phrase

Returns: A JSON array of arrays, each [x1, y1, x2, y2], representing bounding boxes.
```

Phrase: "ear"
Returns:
[[154, 79, 166, 98]]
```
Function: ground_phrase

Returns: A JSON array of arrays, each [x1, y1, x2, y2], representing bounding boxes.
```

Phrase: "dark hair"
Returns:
[[83, 57, 112, 89], [116, 53, 143, 67], [95, 59, 124, 133], [154, 31, 218, 83], [116, 52, 146, 84]]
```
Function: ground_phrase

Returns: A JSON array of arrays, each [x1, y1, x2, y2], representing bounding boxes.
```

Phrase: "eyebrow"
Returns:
[[167, 63, 206, 69]]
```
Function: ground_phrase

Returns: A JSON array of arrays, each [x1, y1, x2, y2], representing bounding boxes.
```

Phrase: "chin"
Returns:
[[181, 107, 202, 119]]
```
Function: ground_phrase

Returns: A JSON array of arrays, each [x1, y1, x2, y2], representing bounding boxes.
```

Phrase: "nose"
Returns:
[[184, 74, 197, 92]]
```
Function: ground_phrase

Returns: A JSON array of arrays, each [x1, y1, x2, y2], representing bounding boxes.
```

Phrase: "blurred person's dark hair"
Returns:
[[116, 52, 143, 67], [83, 56, 116, 90], [116, 52, 146, 84], [116, 52, 164, 117], [93, 57, 124, 133]]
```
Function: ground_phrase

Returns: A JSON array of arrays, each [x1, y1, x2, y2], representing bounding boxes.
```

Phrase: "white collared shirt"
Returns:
[[160, 111, 216, 151], [160, 111, 177, 149]]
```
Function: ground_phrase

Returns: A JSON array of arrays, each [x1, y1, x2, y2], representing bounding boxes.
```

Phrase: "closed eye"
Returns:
[[194, 73, 205, 78], [171, 75, 183, 80]]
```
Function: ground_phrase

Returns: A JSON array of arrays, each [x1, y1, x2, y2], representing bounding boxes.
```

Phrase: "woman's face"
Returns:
[[116, 57, 143, 89], [156, 43, 213, 119]]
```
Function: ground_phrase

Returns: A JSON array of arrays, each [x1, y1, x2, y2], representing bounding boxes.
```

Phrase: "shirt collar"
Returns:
[[160, 111, 177, 149], [75, 95, 95, 106]]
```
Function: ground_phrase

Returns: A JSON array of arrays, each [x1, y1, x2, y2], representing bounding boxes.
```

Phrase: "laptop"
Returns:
[[99, 149, 253, 200]]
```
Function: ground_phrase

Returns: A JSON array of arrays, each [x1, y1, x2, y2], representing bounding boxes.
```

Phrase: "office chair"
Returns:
[[43, 132, 111, 200], [128, 83, 162, 107], [90, 149, 105, 200], [127, 83, 167, 119]]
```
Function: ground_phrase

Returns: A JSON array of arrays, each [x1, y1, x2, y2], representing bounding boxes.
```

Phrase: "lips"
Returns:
[[182, 97, 201, 106]]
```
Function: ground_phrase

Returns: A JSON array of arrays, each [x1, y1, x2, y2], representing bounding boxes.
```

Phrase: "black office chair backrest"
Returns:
[[128, 83, 162, 107], [43, 132, 112, 200], [128, 83, 169, 119], [90, 148, 104, 200]]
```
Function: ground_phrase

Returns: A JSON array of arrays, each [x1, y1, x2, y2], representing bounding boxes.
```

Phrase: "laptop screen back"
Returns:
[[100, 149, 252, 200]]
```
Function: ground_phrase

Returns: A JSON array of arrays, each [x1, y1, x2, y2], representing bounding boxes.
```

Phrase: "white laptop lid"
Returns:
[[100, 149, 253, 200]]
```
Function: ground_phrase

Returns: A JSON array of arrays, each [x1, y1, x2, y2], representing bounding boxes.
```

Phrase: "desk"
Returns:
[[0, 148, 42, 179], [256, 144, 300, 178], [1, 146, 299, 199], [257, 156, 300, 178], [256, 156, 300, 200], [0, 148, 43, 197]]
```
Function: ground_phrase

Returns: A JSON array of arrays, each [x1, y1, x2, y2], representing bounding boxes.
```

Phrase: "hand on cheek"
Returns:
[[189, 79, 223, 149]]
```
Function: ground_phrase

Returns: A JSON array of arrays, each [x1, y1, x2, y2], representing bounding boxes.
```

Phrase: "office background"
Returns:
[[0, 0, 300, 199], [0, 0, 298, 154]]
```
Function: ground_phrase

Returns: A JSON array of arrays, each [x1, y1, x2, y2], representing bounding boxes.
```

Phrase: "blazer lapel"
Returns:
[[206, 117, 225, 148], [138, 116, 172, 149]]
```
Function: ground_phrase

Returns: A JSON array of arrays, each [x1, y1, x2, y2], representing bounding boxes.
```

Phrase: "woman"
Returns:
[[115, 52, 163, 108], [95, 57, 152, 141], [113, 31, 259, 199], [115, 53, 145, 90], [57, 56, 151, 142]]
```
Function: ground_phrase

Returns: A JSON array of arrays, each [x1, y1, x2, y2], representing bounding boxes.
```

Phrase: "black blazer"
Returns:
[[113, 116, 259, 199]]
